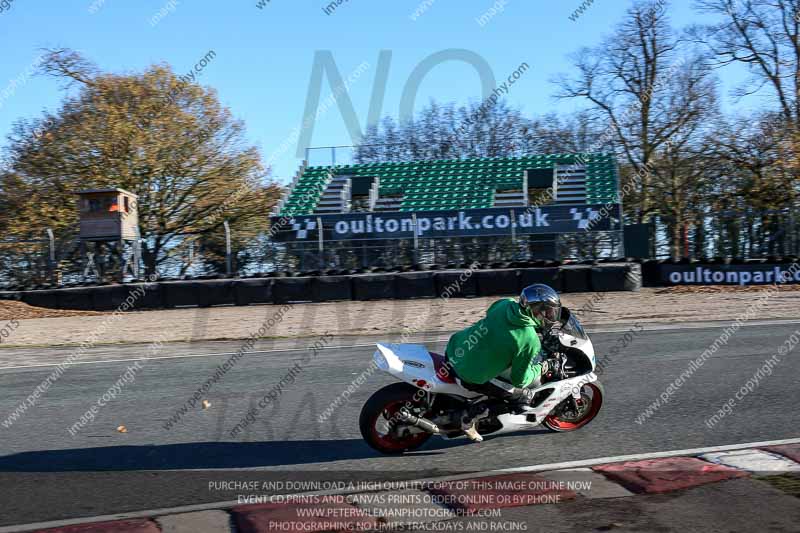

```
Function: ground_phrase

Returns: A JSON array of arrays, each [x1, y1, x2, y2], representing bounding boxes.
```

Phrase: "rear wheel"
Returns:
[[543, 382, 604, 432], [359, 383, 432, 454]]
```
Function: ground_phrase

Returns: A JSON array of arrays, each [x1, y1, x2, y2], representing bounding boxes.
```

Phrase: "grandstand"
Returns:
[[269, 153, 623, 268], [274, 153, 619, 216]]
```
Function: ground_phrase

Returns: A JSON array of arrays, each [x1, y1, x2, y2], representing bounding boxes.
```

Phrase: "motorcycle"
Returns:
[[359, 308, 604, 454]]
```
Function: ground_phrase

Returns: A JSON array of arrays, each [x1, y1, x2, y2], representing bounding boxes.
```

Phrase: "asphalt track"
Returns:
[[0, 320, 799, 526]]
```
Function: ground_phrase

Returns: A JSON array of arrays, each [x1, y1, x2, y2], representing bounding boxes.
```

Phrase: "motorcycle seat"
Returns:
[[430, 352, 457, 384]]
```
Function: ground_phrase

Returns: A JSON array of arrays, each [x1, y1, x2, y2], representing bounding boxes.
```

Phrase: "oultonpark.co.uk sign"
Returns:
[[271, 204, 621, 242], [660, 263, 800, 286]]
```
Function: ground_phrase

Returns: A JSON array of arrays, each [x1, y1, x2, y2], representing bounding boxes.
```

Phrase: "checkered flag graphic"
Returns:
[[570, 207, 602, 230], [291, 219, 317, 239]]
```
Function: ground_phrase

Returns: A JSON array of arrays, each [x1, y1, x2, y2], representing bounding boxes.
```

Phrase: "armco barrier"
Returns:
[[561, 266, 592, 293], [352, 274, 397, 301], [272, 277, 314, 303], [519, 267, 562, 292], [234, 278, 274, 306], [394, 272, 437, 299], [476, 269, 520, 297], [6, 263, 644, 311], [311, 276, 352, 302]]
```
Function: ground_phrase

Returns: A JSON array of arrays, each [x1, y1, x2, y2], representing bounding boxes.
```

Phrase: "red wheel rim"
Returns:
[[370, 400, 430, 451], [544, 383, 603, 430]]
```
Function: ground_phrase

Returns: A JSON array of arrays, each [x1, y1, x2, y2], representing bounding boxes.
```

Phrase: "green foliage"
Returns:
[[0, 48, 280, 274]]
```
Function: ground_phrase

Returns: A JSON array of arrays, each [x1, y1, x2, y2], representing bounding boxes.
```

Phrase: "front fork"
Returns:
[[572, 372, 598, 410]]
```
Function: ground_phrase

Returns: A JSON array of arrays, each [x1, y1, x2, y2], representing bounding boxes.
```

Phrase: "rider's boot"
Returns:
[[460, 403, 489, 443], [462, 419, 483, 442]]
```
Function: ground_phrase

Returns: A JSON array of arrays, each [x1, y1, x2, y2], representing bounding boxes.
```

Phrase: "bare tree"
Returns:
[[704, 113, 796, 256], [556, 1, 718, 230], [354, 101, 604, 163], [693, 1, 800, 254], [694, 0, 800, 127]]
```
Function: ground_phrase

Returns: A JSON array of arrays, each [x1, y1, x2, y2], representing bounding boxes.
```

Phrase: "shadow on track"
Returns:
[[0, 437, 474, 472]]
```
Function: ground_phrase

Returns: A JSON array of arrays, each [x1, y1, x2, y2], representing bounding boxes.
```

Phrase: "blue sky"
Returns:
[[0, 1, 747, 184]]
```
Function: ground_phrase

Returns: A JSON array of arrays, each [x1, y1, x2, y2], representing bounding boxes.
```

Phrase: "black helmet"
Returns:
[[520, 284, 561, 329]]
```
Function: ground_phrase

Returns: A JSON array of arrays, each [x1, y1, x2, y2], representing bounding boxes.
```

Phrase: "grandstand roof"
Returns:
[[277, 153, 618, 216]]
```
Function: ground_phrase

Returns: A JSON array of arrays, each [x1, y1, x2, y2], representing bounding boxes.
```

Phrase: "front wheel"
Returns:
[[359, 383, 432, 454], [543, 382, 604, 432]]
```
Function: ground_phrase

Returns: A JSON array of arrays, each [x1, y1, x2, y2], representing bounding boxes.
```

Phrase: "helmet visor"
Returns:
[[536, 304, 561, 327]]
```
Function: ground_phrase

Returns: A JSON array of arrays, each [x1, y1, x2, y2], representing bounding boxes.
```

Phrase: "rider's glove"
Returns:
[[541, 333, 561, 354]]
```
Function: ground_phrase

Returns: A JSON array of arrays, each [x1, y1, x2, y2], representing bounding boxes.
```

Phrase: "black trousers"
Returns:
[[443, 356, 519, 401]]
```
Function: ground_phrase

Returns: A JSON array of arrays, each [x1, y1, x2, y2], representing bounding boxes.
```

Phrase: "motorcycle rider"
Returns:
[[443, 284, 562, 442]]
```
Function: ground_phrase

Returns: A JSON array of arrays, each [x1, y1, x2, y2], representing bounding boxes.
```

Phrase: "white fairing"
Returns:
[[373, 344, 482, 397], [373, 326, 600, 437], [559, 330, 596, 367]]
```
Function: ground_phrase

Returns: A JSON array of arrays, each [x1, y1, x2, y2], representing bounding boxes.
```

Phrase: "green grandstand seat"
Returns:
[[278, 153, 618, 216]]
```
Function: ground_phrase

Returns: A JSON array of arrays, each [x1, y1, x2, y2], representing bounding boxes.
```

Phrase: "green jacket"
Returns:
[[445, 298, 543, 388]]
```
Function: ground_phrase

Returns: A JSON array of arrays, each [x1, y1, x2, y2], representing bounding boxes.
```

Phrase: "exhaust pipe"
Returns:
[[396, 410, 440, 434]]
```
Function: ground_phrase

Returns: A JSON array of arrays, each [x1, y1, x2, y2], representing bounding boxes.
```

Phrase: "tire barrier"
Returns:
[[591, 263, 642, 292], [131, 281, 164, 309], [91, 284, 138, 311], [163, 281, 210, 308], [88, 283, 165, 311], [234, 278, 274, 306], [198, 280, 237, 307], [352, 274, 397, 301], [272, 277, 314, 303], [394, 272, 437, 299], [518, 267, 563, 292], [7, 263, 644, 311], [476, 269, 521, 297], [311, 276, 353, 302], [640, 260, 662, 287], [560, 266, 592, 293], [623, 263, 643, 291], [435, 270, 478, 298], [56, 287, 95, 311], [20, 289, 61, 310]]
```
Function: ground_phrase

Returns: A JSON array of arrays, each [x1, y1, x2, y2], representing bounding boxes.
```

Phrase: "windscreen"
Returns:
[[560, 309, 588, 340]]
